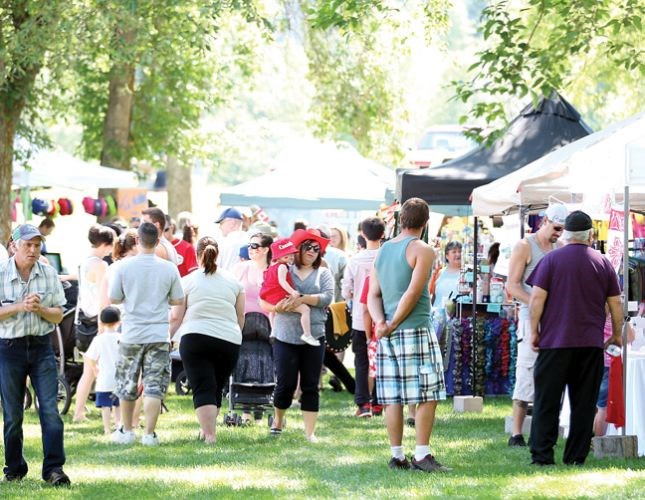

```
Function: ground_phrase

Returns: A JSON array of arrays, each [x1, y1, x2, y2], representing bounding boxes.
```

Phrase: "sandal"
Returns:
[[269, 427, 282, 437]]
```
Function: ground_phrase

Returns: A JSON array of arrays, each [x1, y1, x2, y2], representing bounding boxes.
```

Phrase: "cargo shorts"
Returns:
[[115, 342, 170, 401]]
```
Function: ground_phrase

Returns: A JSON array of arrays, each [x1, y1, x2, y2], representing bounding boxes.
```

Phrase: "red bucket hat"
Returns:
[[271, 238, 298, 260], [290, 228, 330, 254]]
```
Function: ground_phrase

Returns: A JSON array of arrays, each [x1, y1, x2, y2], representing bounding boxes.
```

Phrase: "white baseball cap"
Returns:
[[543, 204, 568, 225]]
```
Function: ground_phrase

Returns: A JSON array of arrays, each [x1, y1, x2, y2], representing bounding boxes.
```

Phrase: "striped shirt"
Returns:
[[0, 257, 66, 339]]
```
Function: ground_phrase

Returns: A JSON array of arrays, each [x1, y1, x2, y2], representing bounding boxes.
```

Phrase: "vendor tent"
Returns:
[[12, 150, 139, 189], [396, 93, 592, 215], [219, 140, 394, 210], [471, 112, 645, 216]]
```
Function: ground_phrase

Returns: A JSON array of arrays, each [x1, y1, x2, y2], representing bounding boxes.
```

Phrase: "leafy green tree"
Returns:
[[453, 0, 645, 140], [0, 1, 78, 242], [303, 0, 452, 166]]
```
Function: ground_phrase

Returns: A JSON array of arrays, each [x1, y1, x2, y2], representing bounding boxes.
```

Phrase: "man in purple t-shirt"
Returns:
[[526, 210, 623, 466]]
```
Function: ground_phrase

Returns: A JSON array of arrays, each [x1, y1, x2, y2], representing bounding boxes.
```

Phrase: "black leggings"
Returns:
[[273, 339, 325, 412], [179, 334, 240, 409]]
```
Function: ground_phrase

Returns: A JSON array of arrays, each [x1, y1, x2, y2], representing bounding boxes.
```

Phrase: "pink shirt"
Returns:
[[233, 261, 267, 316]]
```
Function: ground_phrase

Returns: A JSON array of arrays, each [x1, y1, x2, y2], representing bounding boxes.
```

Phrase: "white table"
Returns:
[[606, 348, 645, 456]]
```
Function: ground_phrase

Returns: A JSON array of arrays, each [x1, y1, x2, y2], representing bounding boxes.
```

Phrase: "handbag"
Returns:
[[75, 308, 98, 352]]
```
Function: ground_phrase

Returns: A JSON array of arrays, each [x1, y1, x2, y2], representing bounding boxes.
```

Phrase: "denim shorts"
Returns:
[[95, 391, 120, 408]]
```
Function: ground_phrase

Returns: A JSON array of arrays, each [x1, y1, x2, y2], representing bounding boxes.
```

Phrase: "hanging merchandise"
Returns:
[[82, 196, 97, 215], [57, 198, 74, 216], [105, 195, 118, 217], [31, 198, 50, 217], [47, 199, 60, 218]]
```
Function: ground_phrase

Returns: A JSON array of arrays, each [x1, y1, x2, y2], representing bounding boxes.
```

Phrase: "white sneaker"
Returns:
[[141, 432, 159, 446], [300, 334, 320, 346], [111, 427, 136, 445]]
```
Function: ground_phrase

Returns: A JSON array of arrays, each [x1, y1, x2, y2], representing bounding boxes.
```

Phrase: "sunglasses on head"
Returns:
[[248, 242, 263, 250], [302, 243, 320, 253]]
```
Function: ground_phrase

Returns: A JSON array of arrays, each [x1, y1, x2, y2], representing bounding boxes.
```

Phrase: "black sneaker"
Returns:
[[508, 434, 527, 447], [388, 457, 411, 470], [44, 469, 71, 487], [3, 472, 26, 482], [411, 454, 451, 472], [355, 404, 372, 418]]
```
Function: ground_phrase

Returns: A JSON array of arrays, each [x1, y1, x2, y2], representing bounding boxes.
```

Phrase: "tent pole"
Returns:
[[473, 216, 479, 395], [622, 184, 629, 438]]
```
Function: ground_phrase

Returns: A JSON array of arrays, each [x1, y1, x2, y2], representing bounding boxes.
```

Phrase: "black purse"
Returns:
[[75, 309, 98, 352]]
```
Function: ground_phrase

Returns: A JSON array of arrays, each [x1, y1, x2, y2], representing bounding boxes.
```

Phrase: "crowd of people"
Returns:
[[0, 198, 630, 486]]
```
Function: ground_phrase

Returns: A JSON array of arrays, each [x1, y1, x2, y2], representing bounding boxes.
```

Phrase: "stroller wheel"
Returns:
[[267, 414, 273, 428], [175, 371, 192, 395], [224, 414, 235, 427]]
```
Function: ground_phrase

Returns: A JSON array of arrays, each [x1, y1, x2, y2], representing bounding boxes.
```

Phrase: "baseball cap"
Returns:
[[215, 207, 243, 223], [271, 238, 298, 260], [564, 210, 593, 231], [12, 224, 44, 242], [100, 306, 121, 324], [543, 203, 568, 225]]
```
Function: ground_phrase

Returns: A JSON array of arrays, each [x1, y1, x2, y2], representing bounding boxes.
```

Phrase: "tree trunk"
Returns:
[[166, 155, 192, 218], [100, 62, 135, 169], [0, 117, 18, 245]]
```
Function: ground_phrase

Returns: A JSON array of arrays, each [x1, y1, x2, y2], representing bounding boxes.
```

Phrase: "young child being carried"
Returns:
[[260, 238, 319, 346], [84, 306, 122, 434]]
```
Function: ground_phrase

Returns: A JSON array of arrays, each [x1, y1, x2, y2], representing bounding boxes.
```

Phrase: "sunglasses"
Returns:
[[302, 243, 320, 253], [248, 243, 263, 250], [552, 225, 564, 232]]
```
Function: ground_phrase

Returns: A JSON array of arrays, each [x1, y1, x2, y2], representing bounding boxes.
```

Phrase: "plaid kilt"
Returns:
[[376, 327, 446, 405]]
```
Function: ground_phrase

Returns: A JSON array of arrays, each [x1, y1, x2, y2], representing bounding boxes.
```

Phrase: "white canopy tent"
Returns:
[[12, 150, 139, 190], [219, 140, 394, 211], [471, 112, 645, 217]]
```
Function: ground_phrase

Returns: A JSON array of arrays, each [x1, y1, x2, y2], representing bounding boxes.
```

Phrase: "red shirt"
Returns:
[[172, 238, 198, 277]]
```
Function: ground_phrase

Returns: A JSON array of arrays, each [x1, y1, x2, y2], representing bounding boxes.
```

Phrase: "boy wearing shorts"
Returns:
[[84, 306, 122, 434]]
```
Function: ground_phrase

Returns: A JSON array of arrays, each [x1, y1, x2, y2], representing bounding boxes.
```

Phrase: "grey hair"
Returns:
[[563, 229, 592, 242]]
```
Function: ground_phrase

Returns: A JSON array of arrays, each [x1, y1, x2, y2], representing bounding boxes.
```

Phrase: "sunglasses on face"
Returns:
[[248, 242, 263, 250], [303, 243, 320, 253], [552, 225, 564, 232]]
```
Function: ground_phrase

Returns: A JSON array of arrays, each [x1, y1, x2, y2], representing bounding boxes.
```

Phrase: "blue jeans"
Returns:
[[0, 335, 65, 479]]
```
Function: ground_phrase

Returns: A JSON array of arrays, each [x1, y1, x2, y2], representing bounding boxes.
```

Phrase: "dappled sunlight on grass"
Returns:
[[3, 385, 643, 498]]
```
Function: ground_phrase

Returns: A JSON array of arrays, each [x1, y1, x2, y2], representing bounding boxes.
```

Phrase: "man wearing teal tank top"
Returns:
[[367, 198, 448, 473]]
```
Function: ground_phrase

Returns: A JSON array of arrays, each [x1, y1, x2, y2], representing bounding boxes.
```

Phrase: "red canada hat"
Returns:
[[270, 238, 298, 260], [290, 228, 330, 254]]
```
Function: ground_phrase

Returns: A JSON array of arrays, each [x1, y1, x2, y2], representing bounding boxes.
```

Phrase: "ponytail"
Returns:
[[196, 236, 218, 275]]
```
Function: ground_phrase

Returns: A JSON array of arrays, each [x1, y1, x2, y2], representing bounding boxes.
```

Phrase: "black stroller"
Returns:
[[223, 312, 275, 426]]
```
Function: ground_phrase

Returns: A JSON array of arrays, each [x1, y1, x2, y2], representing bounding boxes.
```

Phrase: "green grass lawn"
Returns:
[[3, 380, 644, 499]]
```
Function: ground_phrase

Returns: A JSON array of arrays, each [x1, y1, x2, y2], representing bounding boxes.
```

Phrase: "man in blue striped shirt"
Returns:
[[0, 224, 69, 486]]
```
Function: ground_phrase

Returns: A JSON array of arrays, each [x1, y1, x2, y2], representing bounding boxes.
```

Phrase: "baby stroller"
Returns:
[[223, 312, 275, 426], [170, 348, 191, 395]]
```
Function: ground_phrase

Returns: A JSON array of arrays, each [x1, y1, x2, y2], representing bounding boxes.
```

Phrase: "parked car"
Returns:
[[405, 125, 477, 169]]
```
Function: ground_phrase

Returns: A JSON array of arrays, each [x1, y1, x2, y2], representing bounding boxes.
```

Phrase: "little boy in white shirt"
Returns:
[[84, 306, 122, 434]]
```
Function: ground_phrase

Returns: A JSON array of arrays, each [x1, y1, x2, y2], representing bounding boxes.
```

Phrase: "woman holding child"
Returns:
[[261, 228, 334, 443]]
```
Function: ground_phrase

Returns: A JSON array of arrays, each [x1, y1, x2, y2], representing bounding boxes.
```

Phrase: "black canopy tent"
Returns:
[[396, 93, 593, 215], [395, 94, 593, 396]]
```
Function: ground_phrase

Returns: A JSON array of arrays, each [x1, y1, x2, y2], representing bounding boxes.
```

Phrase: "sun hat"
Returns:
[[564, 210, 593, 231], [543, 203, 568, 225], [290, 228, 330, 254], [271, 238, 298, 260]]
